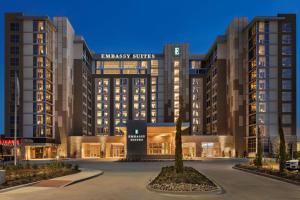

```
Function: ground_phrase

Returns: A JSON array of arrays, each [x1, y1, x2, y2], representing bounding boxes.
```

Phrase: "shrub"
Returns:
[[32, 164, 38, 169], [25, 162, 31, 169], [294, 151, 300, 159], [65, 163, 72, 169], [73, 164, 79, 171]]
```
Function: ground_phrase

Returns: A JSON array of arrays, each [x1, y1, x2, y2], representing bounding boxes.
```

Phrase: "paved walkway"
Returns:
[[0, 160, 299, 200], [0, 169, 103, 191]]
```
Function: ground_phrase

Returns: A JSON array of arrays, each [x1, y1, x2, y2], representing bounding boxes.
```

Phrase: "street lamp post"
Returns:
[[14, 71, 19, 166]]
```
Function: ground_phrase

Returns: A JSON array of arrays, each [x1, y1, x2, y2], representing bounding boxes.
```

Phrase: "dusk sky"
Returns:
[[0, 0, 299, 134]]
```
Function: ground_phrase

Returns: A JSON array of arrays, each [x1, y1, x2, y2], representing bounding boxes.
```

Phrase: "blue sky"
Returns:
[[0, 0, 299, 134]]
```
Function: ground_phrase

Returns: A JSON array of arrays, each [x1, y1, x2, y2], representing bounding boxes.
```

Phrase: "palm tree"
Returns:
[[255, 126, 263, 167], [175, 96, 183, 173], [278, 116, 286, 173]]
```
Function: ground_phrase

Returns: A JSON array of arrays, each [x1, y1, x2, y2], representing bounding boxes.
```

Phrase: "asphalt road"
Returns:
[[1, 159, 300, 200]]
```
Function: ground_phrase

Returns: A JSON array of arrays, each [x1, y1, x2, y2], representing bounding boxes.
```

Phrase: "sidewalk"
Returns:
[[0, 169, 103, 192], [32, 169, 103, 188]]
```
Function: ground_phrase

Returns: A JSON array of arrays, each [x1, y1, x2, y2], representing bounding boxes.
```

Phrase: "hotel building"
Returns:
[[4, 13, 297, 159]]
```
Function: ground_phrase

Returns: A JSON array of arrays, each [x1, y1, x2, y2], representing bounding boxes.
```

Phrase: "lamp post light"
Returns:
[[14, 70, 20, 166]]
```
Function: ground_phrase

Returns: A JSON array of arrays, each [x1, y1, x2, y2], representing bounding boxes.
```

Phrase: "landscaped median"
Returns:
[[147, 166, 222, 194], [0, 162, 80, 190], [233, 163, 300, 185]]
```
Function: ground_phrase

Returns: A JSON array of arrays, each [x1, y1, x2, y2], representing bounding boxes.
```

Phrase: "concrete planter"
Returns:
[[0, 170, 5, 185]]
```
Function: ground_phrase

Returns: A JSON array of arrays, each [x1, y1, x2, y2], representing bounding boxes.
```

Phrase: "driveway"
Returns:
[[0, 159, 299, 200]]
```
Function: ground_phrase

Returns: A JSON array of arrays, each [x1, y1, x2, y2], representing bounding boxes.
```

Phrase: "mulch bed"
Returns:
[[148, 166, 217, 192], [235, 164, 300, 183]]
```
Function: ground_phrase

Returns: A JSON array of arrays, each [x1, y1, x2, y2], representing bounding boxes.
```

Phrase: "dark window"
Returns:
[[10, 58, 19, 66], [10, 35, 19, 43], [248, 138, 256, 153], [282, 34, 292, 45], [10, 46, 19, 55], [282, 23, 292, 32], [10, 22, 19, 31], [33, 21, 38, 32], [282, 69, 292, 79], [265, 21, 269, 32], [282, 92, 292, 102], [33, 45, 38, 55], [282, 46, 292, 56], [282, 57, 292, 67], [282, 80, 292, 90]]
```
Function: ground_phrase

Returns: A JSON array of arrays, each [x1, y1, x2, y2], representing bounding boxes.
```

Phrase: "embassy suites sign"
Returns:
[[99, 53, 155, 59]]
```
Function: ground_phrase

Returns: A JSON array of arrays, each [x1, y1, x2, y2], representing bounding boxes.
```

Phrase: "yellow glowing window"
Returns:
[[103, 69, 120, 74], [37, 115, 43, 124], [123, 69, 137, 74], [141, 61, 147, 68], [103, 61, 119, 68], [123, 61, 137, 69], [151, 60, 158, 65], [174, 61, 180, 67], [96, 61, 101, 68], [134, 95, 139, 101]]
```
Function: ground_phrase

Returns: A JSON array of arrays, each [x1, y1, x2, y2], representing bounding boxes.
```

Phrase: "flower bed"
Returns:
[[235, 164, 300, 183], [0, 162, 79, 190], [148, 166, 217, 192]]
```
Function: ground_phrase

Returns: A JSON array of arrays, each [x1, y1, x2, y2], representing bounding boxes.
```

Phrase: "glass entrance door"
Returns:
[[109, 144, 124, 158], [201, 142, 214, 157], [183, 143, 196, 158]]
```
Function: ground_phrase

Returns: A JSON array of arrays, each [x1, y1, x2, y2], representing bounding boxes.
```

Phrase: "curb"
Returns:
[[61, 170, 104, 187], [233, 166, 300, 186], [0, 181, 41, 193]]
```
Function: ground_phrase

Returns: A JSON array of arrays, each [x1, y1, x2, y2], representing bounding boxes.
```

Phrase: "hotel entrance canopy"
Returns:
[[146, 122, 190, 136], [118, 122, 190, 136]]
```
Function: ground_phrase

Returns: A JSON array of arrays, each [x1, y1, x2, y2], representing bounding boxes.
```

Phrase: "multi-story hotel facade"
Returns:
[[4, 13, 297, 159]]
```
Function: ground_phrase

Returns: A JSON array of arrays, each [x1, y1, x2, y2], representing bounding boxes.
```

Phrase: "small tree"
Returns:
[[175, 96, 183, 173], [270, 137, 280, 160], [278, 117, 286, 173], [255, 126, 263, 167]]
